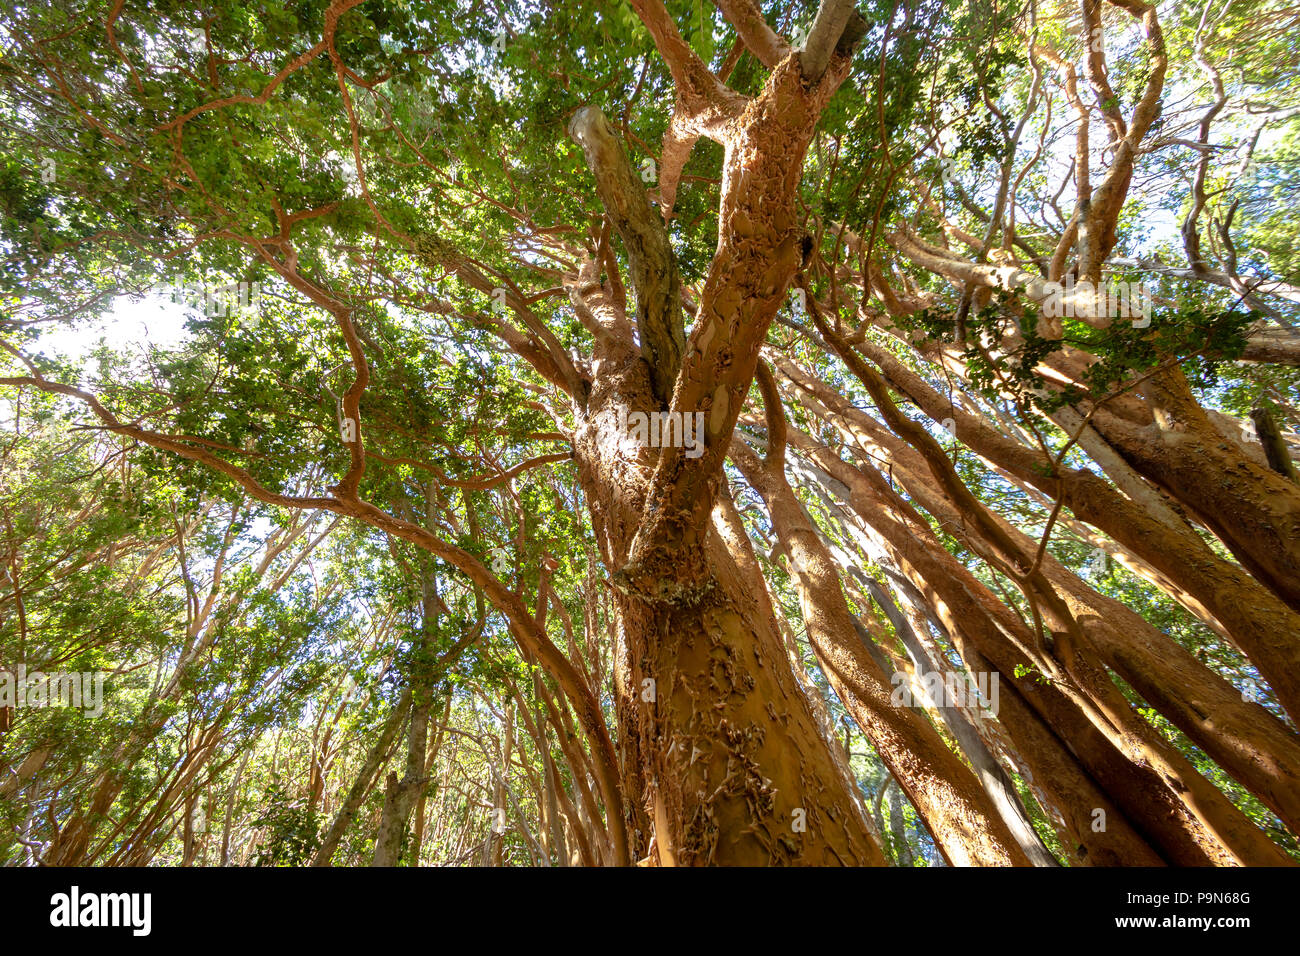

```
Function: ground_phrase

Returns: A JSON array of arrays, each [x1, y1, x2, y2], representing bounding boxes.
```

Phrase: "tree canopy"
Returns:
[[2, 0, 1299, 869]]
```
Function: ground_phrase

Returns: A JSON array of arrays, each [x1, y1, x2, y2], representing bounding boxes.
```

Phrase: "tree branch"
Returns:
[[800, 0, 865, 83], [714, 0, 790, 69], [569, 105, 685, 404]]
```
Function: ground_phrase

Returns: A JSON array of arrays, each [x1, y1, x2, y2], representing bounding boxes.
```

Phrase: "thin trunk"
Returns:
[[731, 420, 1031, 866], [311, 689, 411, 867]]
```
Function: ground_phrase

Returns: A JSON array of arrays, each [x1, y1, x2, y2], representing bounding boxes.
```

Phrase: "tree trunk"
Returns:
[[311, 689, 411, 867], [371, 696, 430, 866], [731, 428, 1032, 866]]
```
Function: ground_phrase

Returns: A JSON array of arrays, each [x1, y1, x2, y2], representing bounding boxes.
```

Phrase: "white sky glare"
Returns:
[[35, 290, 195, 366]]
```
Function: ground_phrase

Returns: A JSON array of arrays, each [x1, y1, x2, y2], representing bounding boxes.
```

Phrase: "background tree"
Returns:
[[2, 0, 1299, 866]]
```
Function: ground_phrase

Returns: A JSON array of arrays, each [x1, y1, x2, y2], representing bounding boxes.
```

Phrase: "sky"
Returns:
[[34, 288, 191, 366]]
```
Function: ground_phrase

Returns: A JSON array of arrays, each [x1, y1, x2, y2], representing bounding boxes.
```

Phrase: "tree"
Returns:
[[2, 0, 1299, 866]]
